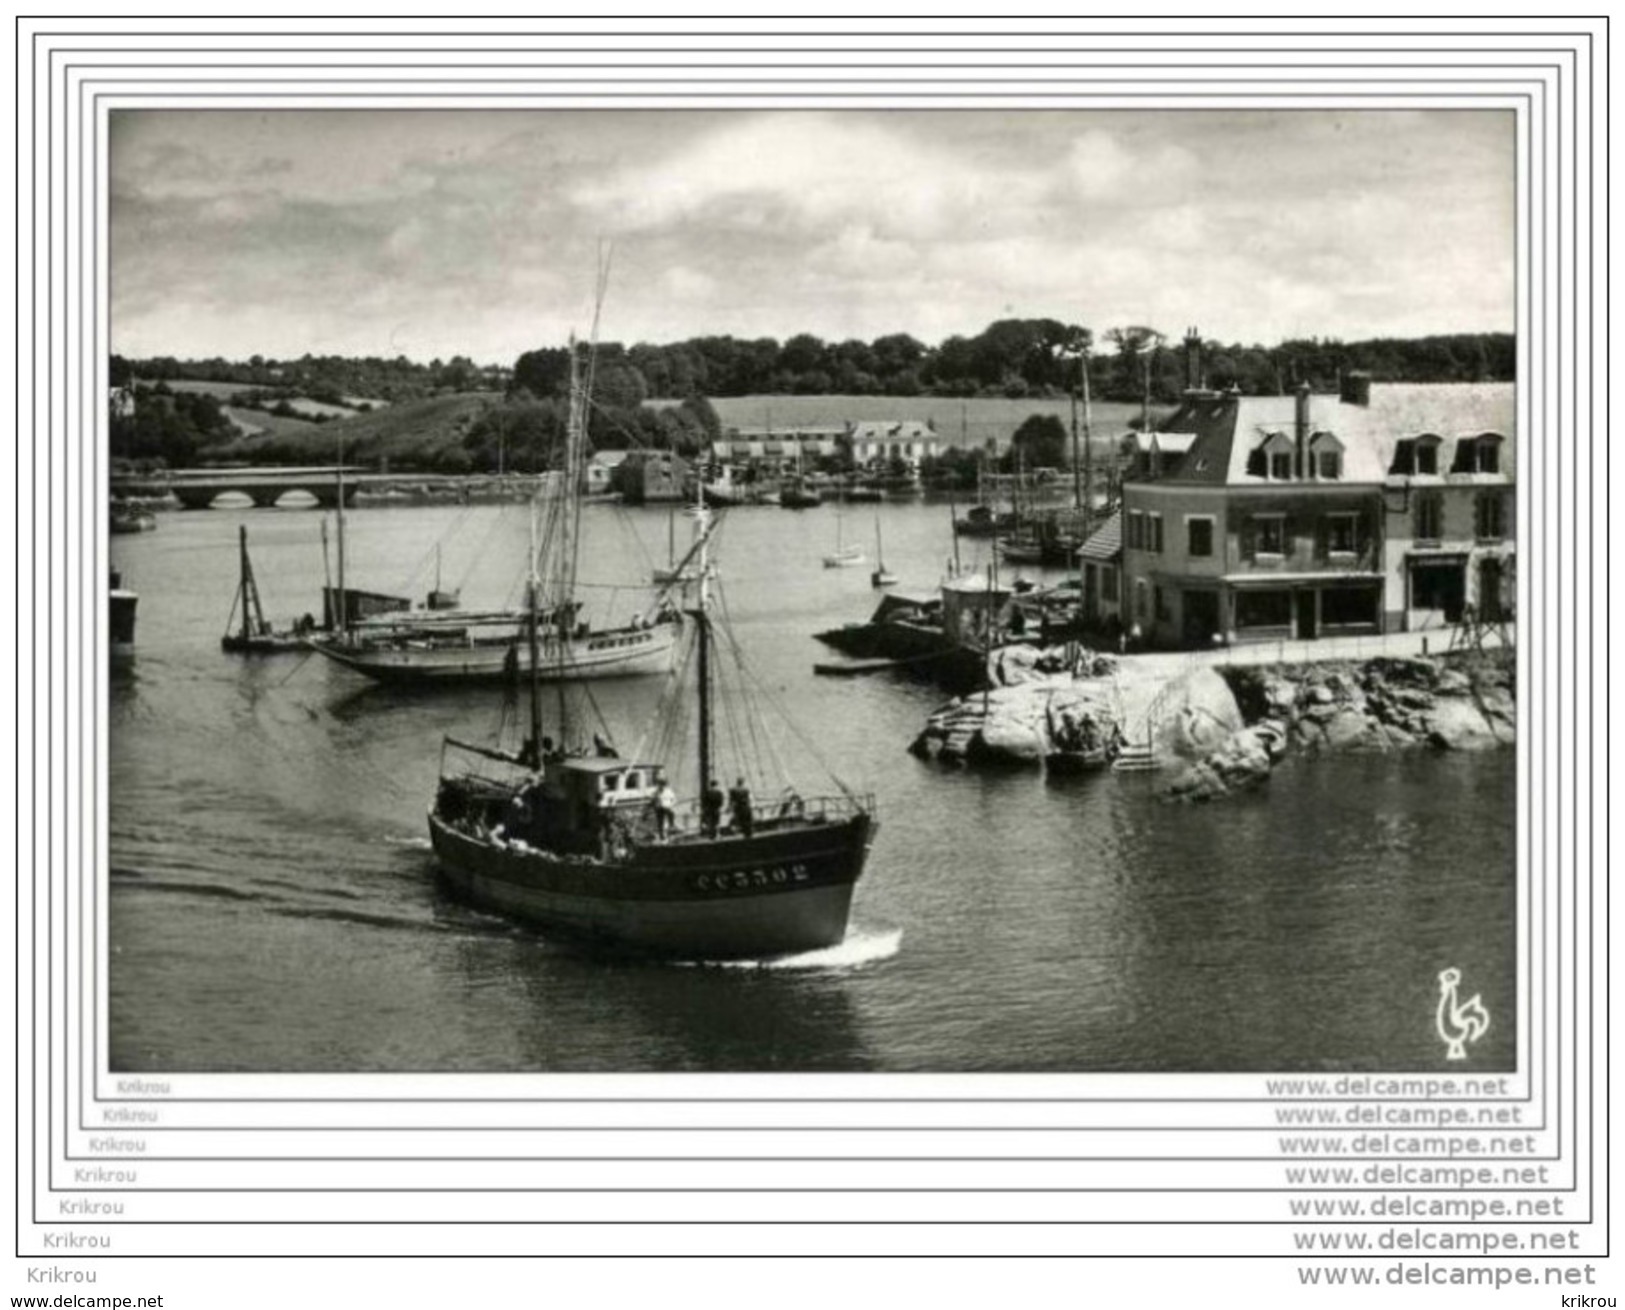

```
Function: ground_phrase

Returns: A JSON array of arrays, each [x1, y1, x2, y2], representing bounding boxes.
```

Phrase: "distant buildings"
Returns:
[[709, 419, 942, 474], [1089, 368, 1515, 647]]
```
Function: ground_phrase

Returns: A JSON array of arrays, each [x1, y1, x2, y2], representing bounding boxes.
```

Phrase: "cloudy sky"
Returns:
[[111, 109, 1514, 364]]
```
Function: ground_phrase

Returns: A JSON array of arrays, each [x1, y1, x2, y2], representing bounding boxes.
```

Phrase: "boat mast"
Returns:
[[237, 525, 266, 641], [527, 487, 543, 766], [1081, 347, 1094, 537], [692, 499, 715, 790], [335, 435, 347, 637]]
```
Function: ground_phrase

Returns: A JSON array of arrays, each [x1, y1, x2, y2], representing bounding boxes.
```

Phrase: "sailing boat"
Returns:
[[822, 502, 865, 568], [870, 513, 897, 588], [429, 327, 877, 958], [307, 380, 682, 685], [221, 525, 324, 653]]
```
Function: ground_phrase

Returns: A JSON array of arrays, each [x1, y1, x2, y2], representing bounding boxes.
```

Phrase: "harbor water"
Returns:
[[108, 496, 1517, 1073]]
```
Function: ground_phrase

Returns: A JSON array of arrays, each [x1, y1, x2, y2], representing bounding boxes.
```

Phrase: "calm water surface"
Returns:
[[108, 497, 1517, 1073]]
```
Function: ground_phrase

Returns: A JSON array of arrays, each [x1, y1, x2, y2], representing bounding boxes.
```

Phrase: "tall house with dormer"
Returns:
[[1117, 371, 1514, 648]]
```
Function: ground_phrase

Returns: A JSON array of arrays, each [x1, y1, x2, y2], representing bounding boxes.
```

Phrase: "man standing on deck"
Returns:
[[654, 781, 678, 840], [701, 779, 724, 839], [728, 777, 754, 839]]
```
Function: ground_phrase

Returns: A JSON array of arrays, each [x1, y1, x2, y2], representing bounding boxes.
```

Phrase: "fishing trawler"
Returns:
[[428, 311, 877, 958]]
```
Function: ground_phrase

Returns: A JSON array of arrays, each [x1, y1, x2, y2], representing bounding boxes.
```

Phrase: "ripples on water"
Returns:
[[108, 502, 1517, 1073]]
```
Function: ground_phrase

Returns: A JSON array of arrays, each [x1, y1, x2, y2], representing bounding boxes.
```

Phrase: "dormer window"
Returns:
[[1452, 433, 1505, 475], [1309, 431, 1344, 480], [1258, 431, 1296, 480], [1391, 434, 1443, 476]]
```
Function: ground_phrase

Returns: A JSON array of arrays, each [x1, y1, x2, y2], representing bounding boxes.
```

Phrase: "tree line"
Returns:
[[117, 323, 1514, 412]]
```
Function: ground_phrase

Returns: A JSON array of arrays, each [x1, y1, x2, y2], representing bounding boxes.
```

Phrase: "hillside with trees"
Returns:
[[112, 322, 1513, 472]]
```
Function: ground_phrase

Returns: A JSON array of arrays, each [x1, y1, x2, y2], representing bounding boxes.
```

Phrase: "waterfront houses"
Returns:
[[709, 419, 942, 477], [1113, 373, 1515, 648]]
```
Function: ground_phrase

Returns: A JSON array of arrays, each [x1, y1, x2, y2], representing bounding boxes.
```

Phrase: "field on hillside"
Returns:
[[220, 391, 499, 466]]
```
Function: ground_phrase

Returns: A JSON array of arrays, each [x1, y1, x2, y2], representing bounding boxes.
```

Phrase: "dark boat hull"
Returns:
[[428, 810, 875, 959]]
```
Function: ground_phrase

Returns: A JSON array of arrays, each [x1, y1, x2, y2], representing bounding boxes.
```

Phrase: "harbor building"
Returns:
[[710, 427, 845, 467], [843, 420, 942, 473], [1115, 370, 1514, 648]]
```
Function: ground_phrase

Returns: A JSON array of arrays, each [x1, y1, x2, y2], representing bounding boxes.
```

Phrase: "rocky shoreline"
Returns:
[[910, 645, 1516, 804], [1166, 652, 1516, 801]]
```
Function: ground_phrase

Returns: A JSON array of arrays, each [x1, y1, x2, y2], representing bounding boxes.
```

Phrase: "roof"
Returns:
[[588, 450, 631, 468], [1146, 383, 1515, 486], [848, 420, 937, 441], [1076, 509, 1122, 562]]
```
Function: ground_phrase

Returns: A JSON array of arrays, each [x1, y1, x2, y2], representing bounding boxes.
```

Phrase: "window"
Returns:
[[1317, 451, 1341, 479], [1135, 580, 1149, 621], [1416, 441, 1439, 475], [1477, 438, 1501, 474], [1326, 513, 1358, 556], [1126, 510, 1143, 550], [1270, 452, 1293, 480], [1187, 517, 1214, 558], [1148, 513, 1164, 554], [1415, 492, 1443, 542], [1246, 448, 1267, 478], [1235, 589, 1292, 629], [1476, 492, 1507, 540], [1252, 515, 1285, 557]]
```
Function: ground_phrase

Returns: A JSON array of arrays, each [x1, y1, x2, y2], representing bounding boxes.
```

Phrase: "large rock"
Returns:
[[1425, 695, 1501, 750], [1162, 726, 1274, 802], [1118, 666, 1245, 765]]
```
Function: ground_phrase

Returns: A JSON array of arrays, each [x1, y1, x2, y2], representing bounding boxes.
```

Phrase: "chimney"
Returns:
[[1183, 326, 1202, 390], [1295, 382, 1312, 480], [1340, 370, 1372, 407]]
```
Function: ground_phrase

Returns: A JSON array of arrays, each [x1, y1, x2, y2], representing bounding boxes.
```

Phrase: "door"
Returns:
[[1083, 564, 1098, 620], [1479, 558, 1505, 621], [1295, 589, 1318, 640], [1183, 589, 1220, 646]]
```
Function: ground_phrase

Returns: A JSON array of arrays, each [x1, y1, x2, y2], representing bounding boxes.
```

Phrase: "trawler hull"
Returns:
[[309, 620, 680, 684], [428, 810, 875, 959]]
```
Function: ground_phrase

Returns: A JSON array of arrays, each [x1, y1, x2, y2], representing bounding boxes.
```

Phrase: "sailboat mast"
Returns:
[[1081, 349, 1095, 537], [693, 501, 715, 790], [238, 525, 252, 642], [335, 437, 347, 637], [527, 491, 543, 765]]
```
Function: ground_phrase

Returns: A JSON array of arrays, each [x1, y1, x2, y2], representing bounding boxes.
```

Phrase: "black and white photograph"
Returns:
[[106, 106, 1518, 1076]]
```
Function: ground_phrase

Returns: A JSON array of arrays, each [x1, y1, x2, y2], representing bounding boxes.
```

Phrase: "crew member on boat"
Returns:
[[654, 782, 677, 840], [729, 777, 754, 839], [701, 779, 724, 838]]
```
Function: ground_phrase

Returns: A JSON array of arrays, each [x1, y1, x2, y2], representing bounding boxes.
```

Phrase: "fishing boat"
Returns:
[[110, 570, 137, 664], [870, 515, 897, 588], [779, 477, 822, 509], [221, 524, 326, 653], [308, 427, 681, 686], [822, 504, 865, 569], [998, 534, 1045, 565], [429, 315, 877, 958], [111, 505, 158, 534]]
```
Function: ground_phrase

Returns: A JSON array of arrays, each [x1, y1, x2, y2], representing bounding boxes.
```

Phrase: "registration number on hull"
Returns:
[[695, 863, 811, 893]]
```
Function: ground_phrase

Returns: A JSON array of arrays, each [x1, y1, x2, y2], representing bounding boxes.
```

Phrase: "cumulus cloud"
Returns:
[[110, 108, 1514, 362]]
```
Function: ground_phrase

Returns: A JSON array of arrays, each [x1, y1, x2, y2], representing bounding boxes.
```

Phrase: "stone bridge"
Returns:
[[112, 466, 362, 509]]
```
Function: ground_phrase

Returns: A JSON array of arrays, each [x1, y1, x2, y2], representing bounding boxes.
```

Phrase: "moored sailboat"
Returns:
[[307, 390, 682, 685]]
